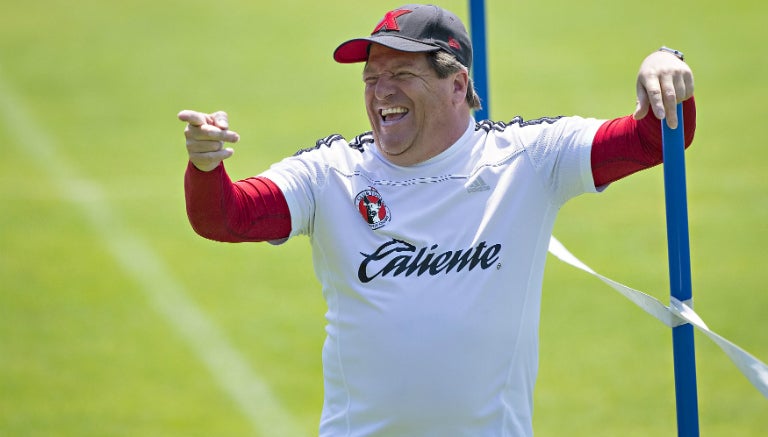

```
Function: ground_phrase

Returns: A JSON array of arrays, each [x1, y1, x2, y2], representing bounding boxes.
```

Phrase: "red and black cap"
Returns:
[[333, 4, 472, 69]]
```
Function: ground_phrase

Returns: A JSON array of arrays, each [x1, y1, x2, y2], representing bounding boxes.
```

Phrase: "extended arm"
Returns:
[[592, 97, 695, 187], [179, 110, 292, 242], [184, 163, 291, 242], [591, 49, 696, 186]]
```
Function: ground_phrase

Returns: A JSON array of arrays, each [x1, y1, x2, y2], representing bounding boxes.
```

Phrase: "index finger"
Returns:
[[639, 75, 665, 121], [177, 110, 210, 127]]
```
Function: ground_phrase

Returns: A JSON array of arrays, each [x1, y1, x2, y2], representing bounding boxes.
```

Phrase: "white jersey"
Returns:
[[261, 115, 602, 436]]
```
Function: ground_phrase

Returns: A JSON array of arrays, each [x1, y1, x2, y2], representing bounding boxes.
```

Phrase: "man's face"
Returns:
[[363, 44, 464, 166]]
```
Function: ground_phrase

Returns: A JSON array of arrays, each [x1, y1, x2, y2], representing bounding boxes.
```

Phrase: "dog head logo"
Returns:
[[355, 187, 391, 230]]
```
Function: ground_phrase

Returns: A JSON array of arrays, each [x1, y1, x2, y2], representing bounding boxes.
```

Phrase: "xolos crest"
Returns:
[[354, 187, 391, 230]]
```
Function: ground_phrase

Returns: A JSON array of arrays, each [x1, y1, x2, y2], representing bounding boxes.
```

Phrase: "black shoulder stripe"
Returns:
[[348, 131, 374, 153], [476, 115, 564, 133], [293, 133, 369, 156]]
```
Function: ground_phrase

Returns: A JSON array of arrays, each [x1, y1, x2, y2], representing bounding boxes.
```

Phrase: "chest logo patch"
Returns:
[[355, 187, 391, 230]]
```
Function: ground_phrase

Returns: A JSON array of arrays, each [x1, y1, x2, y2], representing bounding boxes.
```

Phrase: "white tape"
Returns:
[[549, 236, 768, 400]]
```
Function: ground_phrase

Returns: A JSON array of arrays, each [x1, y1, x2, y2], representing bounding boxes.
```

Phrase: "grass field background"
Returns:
[[1, 0, 766, 435]]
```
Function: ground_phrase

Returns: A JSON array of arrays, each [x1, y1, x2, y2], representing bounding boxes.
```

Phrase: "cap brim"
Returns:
[[333, 35, 441, 64]]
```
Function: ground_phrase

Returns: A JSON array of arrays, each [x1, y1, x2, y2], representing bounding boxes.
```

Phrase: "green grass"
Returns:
[[1, 0, 766, 435]]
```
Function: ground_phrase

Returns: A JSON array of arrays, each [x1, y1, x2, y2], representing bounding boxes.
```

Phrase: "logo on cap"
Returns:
[[372, 9, 412, 33]]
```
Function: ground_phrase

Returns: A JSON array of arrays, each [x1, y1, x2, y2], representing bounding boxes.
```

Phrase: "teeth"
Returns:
[[381, 107, 408, 117]]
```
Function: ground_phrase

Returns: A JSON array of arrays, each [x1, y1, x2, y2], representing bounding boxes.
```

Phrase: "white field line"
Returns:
[[0, 70, 303, 436]]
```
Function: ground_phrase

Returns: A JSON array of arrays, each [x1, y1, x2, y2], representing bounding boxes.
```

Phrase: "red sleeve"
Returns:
[[184, 162, 291, 242], [591, 97, 696, 187]]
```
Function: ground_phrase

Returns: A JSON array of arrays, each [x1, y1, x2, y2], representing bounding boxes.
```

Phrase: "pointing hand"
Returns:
[[178, 110, 240, 171]]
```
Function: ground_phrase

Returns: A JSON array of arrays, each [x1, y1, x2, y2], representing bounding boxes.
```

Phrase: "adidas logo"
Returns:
[[466, 176, 490, 193]]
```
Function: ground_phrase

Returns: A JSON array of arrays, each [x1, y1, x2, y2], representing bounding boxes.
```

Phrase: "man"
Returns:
[[179, 4, 695, 436]]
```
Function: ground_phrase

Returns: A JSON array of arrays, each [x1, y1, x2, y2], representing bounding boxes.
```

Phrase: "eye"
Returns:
[[363, 73, 380, 86], [393, 71, 415, 80]]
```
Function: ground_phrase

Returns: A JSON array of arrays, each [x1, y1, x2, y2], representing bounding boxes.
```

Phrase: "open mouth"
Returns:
[[380, 107, 409, 122]]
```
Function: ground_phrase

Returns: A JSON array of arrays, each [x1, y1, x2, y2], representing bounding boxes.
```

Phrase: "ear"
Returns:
[[451, 69, 469, 106]]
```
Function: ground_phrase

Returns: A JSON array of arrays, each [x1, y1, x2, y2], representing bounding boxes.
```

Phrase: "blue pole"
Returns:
[[662, 103, 700, 437], [468, 0, 489, 121]]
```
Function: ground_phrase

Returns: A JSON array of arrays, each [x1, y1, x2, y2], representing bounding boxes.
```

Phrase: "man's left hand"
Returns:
[[634, 50, 694, 129]]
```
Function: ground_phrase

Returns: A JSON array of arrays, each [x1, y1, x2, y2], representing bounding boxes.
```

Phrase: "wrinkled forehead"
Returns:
[[363, 45, 430, 73]]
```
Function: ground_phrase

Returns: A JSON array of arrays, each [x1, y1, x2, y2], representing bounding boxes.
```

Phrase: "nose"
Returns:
[[373, 76, 396, 101]]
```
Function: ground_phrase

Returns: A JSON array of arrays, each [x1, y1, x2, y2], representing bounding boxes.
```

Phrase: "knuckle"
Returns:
[[647, 89, 664, 103]]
